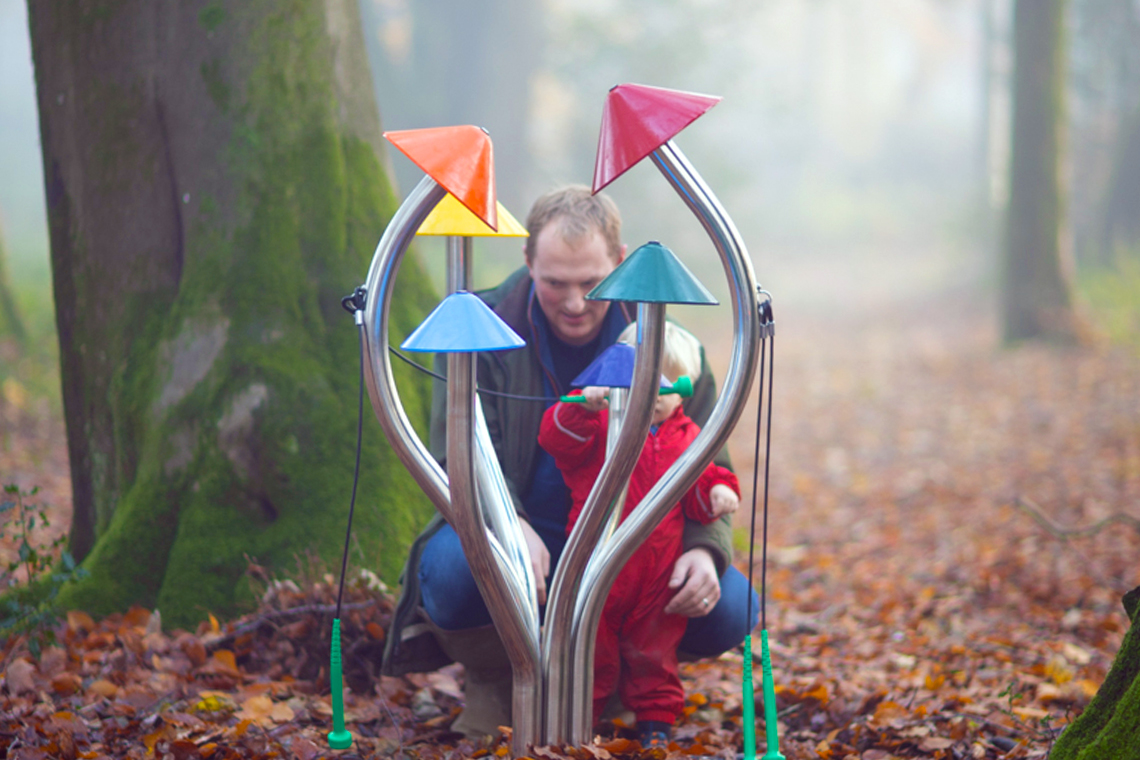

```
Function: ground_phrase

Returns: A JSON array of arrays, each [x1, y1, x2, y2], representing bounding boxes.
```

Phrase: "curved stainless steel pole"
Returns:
[[543, 303, 667, 743], [440, 238, 538, 642], [601, 388, 631, 546], [361, 177, 451, 518], [565, 141, 761, 742], [445, 236, 538, 633], [364, 187, 540, 753], [449, 353, 542, 755]]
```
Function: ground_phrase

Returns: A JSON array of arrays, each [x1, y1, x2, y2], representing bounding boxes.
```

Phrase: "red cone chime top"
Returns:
[[385, 125, 498, 231], [592, 84, 721, 194]]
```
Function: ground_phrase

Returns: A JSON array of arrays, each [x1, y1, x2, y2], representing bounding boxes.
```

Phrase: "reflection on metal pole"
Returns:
[[602, 388, 630, 546]]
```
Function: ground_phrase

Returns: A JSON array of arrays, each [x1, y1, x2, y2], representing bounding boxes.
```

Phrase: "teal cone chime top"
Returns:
[[587, 241, 718, 305]]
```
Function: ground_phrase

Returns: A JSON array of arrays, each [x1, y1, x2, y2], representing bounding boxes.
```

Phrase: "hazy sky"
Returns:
[[0, 0, 46, 263]]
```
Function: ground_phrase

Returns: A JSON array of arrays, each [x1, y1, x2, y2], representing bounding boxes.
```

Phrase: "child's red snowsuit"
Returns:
[[538, 398, 740, 727]]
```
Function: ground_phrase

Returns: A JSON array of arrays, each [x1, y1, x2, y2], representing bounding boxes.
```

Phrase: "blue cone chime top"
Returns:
[[401, 291, 526, 353], [587, 241, 718, 305], [570, 343, 670, 390]]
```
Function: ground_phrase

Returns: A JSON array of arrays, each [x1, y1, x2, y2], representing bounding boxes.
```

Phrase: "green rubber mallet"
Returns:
[[328, 618, 353, 749], [559, 375, 693, 403]]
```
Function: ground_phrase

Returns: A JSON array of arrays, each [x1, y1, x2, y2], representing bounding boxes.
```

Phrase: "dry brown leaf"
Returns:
[[66, 611, 95, 634], [86, 679, 119, 698], [50, 672, 82, 696], [918, 736, 955, 751], [5, 658, 37, 696]]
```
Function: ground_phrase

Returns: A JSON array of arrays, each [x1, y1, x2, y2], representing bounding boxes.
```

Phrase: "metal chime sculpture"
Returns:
[[352, 85, 768, 755]]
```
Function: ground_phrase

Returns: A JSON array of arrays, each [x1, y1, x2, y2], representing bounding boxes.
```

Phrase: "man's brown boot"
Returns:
[[425, 617, 513, 741]]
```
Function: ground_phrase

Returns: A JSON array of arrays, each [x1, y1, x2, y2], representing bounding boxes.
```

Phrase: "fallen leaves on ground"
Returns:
[[1, 292, 1138, 759]]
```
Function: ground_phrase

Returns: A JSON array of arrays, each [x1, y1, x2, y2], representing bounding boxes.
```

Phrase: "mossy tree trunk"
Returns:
[[1050, 586, 1140, 759], [26, 0, 437, 629], [1002, 0, 1080, 344]]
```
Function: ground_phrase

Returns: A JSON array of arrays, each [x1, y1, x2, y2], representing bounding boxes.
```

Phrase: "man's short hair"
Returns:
[[617, 321, 702, 383], [525, 185, 622, 262]]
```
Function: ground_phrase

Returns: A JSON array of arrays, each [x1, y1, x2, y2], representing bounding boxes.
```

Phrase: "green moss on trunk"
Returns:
[[1049, 587, 1140, 759], [37, 0, 438, 629]]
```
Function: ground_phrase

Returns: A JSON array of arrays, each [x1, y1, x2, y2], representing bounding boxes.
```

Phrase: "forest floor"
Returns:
[[1, 279, 1139, 760]]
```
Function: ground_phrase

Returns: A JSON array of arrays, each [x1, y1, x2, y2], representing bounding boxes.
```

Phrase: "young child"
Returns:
[[537, 322, 740, 746]]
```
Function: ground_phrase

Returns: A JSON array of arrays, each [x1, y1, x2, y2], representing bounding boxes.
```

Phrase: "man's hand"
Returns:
[[664, 547, 720, 617], [708, 483, 740, 519], [520, 519, 550, 605]]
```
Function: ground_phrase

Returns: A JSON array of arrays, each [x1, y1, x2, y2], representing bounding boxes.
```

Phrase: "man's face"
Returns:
[[527, 220, 623, 346]]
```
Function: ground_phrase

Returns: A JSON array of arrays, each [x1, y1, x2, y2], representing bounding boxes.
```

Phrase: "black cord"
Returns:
[[335, 287, 368, 619], [747, 297, 776, 634], [388, 344, 562, 403], [747, 333, 766, 635], [759, 330, 775, 632]]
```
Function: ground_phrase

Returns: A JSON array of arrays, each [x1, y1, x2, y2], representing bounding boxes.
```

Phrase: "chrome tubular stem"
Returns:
[[445, 235, 538, 633], [445, 235, 473, 293], [448, 352, 542, 756], [565, 144, 760, 743], [602, 388, 630, 546], [559, 303, 668, 742], [361, 177, 451, 519], [475, 405, 540, 636], [446, 234, 541, 731]]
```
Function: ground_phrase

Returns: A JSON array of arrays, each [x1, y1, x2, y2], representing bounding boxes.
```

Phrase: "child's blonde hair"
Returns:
[[616, 321, 701, 382]]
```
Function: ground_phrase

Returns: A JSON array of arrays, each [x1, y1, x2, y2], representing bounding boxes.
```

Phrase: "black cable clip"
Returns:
[[757, 288, 775, 338], [341, 286, 368, 326]]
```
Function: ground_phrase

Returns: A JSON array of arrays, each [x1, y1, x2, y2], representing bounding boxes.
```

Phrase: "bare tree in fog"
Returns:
[[1069, 0, 1140, 265], [361, 0, 543, 212], [1003, 0, 1080, 343], [0, 220, 27, 346]]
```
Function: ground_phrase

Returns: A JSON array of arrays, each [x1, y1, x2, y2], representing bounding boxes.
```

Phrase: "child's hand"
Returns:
[[581, 386, 609, 413], [709, 483, 739, 518]]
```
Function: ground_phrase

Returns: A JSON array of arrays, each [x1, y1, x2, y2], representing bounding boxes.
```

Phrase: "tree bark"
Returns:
[[1050, 586, 1140, 760], [27, 0, 437, 629], [1002, 0, 1080, 343]]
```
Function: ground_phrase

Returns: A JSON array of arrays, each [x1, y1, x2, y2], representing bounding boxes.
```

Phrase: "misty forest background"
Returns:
[[0, 1, 1139, 757], [4, 0, 1140, 358], [4, 0, 1140, 366]]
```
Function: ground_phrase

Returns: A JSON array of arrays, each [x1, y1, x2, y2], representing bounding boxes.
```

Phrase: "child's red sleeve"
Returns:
[[680, 464, 740, 524], [538, 395, 604, 470]]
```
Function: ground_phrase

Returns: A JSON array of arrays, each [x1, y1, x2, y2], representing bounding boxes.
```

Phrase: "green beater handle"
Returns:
[[743, 634, 756, 760], [327, 618, 353, 749], [559, 375, 694, 403], [760, 629, 785, 759]]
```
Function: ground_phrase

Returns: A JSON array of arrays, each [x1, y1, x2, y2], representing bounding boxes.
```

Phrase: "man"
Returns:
[[382, 186, 758, 738]]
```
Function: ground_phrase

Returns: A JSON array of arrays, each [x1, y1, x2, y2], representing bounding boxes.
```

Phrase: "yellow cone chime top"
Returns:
[[417, 193, 528, 237]]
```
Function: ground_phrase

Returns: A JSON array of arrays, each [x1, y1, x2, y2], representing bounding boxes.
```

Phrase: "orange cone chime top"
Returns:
[[385, 125, 498, 231]]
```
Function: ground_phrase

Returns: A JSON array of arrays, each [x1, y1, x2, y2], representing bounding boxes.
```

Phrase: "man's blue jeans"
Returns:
[[419, 522, 760, 658]]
